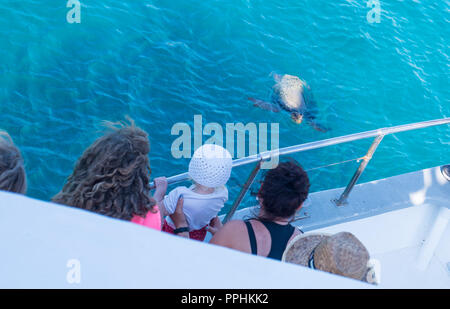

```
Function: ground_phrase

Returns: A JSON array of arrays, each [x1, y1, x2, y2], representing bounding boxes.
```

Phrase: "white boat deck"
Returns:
[[0, 165, 448, 288]]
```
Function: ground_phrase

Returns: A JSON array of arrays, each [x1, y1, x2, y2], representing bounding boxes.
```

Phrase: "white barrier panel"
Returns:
[[0, 191, 371, 289]]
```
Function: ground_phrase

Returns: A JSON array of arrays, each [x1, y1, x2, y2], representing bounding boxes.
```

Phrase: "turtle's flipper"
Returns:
[[302, 110, 329, 132], [307, 120, 330, 133], [248, 98, 281, 113]]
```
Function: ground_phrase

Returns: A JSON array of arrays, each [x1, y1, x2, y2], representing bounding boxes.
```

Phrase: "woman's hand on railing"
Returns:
[[207, 216, 223, 236]]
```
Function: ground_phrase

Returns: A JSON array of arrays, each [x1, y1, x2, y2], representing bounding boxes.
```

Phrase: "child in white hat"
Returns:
[[161, 144, 232, 241]]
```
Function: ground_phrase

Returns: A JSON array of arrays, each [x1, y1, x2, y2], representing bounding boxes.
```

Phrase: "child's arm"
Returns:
[[157, 185, 184, 219], [157, 201, 169, 219], [153, 177, 170, 221], [171, 197, 190, 238], [152, 177, 168, 203]]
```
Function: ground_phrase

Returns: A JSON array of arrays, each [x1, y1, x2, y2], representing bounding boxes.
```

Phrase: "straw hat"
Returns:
[[282, 232, 371, 281], [189, 144, 232, 188]]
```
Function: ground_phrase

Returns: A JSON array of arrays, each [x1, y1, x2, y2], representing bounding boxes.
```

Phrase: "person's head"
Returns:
[[290, 112, 304, 124], [282, 232, 377, 284], [257, 159, 310, 221], [188, 144, 232, 189], [52, 120, 156, 220], [0, 131, 27, 194]]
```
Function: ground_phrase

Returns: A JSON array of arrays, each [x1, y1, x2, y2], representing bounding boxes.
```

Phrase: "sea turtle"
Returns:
[[249, 74, 329, 132]]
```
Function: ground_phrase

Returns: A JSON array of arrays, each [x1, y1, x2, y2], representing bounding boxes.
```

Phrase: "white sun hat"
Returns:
[[188, 144, 233, 188]]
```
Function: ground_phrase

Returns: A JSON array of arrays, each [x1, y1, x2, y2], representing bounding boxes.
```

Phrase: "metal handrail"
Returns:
[[150, 117, 449, 222], [151, 118, 450, 187]]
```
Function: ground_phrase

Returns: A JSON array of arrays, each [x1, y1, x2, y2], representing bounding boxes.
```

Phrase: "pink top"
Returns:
[[131, 205, 161, 231]]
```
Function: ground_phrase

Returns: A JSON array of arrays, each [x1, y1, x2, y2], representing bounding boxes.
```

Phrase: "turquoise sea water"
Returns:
[[0, 1, 448, 213]]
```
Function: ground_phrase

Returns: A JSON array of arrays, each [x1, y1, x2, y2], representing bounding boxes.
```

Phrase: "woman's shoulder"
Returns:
[[224, 219, 247, 228], [131, 205, 161, 231], [210, 220, 249, 247], [215, 220, 247, 236], [221, 220, 251, 237]]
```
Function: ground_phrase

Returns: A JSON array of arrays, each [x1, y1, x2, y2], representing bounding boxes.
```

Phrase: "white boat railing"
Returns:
[[150, 118, 450, 223]]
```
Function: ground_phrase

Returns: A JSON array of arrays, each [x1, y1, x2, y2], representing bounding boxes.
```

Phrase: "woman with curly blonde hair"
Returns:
[[52, 120, 167, 230], [0, 131, 27, 194]]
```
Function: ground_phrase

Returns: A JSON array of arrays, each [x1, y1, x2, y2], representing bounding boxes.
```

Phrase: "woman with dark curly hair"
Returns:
[[206, 159, 310, 260], [0, 131, 27, 194], [52, 120, 167, 230]]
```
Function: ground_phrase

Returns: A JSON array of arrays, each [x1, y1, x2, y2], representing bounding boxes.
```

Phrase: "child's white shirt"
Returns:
[[163, 185, 228, 231]]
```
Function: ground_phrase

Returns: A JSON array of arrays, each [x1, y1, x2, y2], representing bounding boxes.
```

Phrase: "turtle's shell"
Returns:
[[272, 75, 307, 113]]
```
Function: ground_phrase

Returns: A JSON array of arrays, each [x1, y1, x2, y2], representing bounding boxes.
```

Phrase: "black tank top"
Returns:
[[244, 219, 296, 260]]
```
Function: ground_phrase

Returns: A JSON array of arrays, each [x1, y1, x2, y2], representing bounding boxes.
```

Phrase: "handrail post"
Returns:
[[223, 160, 262, 224], [334, 134, 384, 206]]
